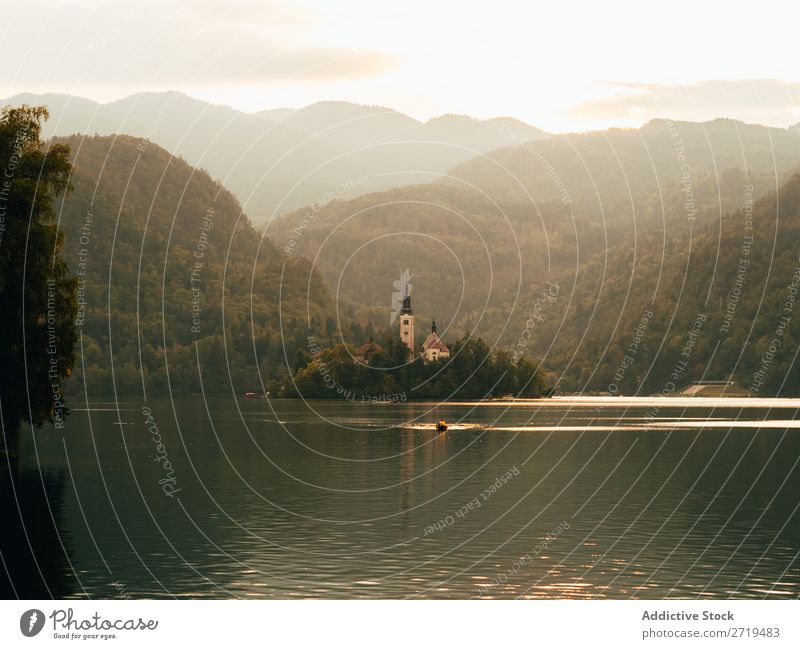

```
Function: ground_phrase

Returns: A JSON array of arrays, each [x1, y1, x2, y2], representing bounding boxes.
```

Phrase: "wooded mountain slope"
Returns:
[[55, 134, 334, 395], [269, 120, 800, 394], [500, 174, 800, 395]]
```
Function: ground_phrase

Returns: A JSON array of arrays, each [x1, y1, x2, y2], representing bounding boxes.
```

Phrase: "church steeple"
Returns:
[[401, 285, 413, 315], [420, 317, 450, 363], [398, 284, 415, 356]]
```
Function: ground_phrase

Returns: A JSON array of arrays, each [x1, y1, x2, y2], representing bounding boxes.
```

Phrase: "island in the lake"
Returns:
[[288, 286, 549, 401]]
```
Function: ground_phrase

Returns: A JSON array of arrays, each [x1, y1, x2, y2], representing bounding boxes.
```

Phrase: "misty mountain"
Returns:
[[269, 168, 800, 396], [3, 92, 548, 222], [268, 127, 800, 395], [254, 108, 297, 121], [23, 94, 800, 395], [446, 118, 800, 211], [268, 114, 798, 338]]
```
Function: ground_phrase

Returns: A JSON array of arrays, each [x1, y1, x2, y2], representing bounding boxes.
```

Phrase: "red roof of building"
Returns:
[[421, 332, 449, 353], [354, 341, 383, 357]]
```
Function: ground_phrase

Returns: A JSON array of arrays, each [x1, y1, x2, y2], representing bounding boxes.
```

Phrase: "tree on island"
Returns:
[[289, 332, 546, 400], [0, 106, 76, 453]]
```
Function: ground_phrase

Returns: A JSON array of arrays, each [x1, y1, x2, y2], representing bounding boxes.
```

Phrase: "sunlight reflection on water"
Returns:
[[8, 395, 799, 599]]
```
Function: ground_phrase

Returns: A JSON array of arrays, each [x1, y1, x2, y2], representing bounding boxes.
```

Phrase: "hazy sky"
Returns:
[[2, 0, 800, 132]]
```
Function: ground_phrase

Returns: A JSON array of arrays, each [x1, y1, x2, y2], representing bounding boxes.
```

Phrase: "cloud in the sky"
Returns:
[[208, 49, 400, 83], [570, 79, 800, 128], [0, 0, 399, 92], [3, 1, 800, 130]]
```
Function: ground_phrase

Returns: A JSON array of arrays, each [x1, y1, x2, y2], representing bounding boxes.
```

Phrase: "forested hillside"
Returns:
[[267, 169, 791, 344], [269, 118, 800, 395], [495, 175, 800, 395], [268, 182, 567, 341], [55, 135, 335, 395], [50, 119, 800, 397]]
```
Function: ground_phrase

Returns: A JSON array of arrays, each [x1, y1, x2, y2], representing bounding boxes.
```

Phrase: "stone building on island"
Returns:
[[398, 289, 449, 363], [419, 320, 450, 362]]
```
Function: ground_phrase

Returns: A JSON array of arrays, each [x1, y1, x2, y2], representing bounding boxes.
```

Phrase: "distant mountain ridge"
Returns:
[[2, 91, 549, 222], [268, 114, 800, 336], [446, 117, 800, 209]]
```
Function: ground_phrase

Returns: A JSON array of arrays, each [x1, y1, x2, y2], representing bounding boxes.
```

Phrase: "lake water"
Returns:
[[2, 396, 799, 599]]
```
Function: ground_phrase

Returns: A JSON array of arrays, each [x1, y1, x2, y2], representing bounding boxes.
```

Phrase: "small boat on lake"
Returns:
[[435, 419, 448, 432]]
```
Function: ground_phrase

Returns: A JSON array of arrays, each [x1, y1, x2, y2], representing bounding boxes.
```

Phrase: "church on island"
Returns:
[[398, 289, 450, 362]]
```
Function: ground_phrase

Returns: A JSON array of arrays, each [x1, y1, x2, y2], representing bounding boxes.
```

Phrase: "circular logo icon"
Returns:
[[20, 609, 45, 637]]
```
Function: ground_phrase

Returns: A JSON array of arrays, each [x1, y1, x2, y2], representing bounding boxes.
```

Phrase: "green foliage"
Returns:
[[52, 134, 337, 396], [290, 332, 546, 400], [0, 106, 76, 441], [505, 175, 800, 395], [267, 182, 576, 339], [270, 133, 800, 396], [10, 107, 800, 406], [269, 163, 790, 349]]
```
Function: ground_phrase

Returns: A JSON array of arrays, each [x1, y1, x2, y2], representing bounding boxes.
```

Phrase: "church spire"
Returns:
[[398, 281, 415, 357], [401, 283, 413, 315]]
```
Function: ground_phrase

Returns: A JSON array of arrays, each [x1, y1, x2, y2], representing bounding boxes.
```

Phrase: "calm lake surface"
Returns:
[[3, 396, 799, 599]]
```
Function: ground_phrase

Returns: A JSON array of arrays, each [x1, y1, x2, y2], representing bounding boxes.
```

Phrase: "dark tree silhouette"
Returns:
[[0, 106, 76, 451]]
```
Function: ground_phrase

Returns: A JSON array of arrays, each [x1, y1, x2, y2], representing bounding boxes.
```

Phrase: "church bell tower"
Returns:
[[399, 286, 415, 356]]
